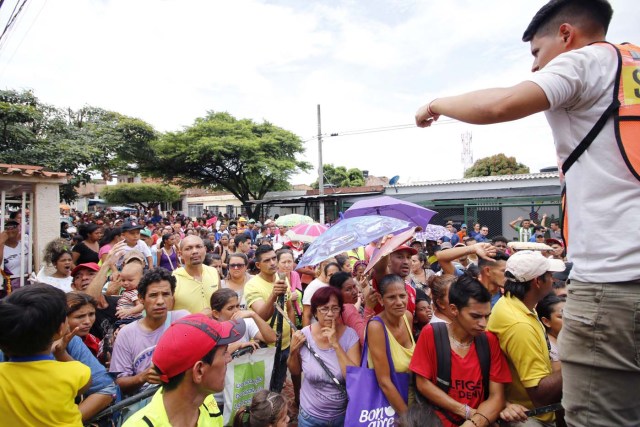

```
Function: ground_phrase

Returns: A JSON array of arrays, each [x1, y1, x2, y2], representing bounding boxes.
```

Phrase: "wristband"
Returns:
[[465, 404, 472, 420], [427, 99, 438, 117], [474, 412, 490, 426]]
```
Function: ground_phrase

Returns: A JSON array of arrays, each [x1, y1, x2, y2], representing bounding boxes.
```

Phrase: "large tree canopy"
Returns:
[[101, 183, 181, 209], [0, 89, 157, 201], [464, 153, 530, 178], [140, 111, 311, 218], [312, 164, 365, 189]]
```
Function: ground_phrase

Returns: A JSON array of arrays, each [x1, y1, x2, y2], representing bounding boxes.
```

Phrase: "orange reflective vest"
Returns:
[[561, 42, 640, 246]]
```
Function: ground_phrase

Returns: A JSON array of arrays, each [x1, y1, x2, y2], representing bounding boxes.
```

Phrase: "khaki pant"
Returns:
[[560, 280, 640, 426]]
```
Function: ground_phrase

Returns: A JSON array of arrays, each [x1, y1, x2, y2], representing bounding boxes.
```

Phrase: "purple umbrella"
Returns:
[[344, 196, 437, 229]]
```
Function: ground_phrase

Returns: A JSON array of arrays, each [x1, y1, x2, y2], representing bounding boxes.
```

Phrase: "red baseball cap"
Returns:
[[545, 238, 564, 248], [71, 262, 100, 277], [153, 314, 246, 382], [392, 245, 418, 255]]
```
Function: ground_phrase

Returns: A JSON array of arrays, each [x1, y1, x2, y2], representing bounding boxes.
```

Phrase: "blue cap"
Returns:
[[461, 224, 467, 228]]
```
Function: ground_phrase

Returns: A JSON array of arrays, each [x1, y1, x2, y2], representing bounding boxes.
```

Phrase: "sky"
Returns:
[[1, 0, 638, 186]]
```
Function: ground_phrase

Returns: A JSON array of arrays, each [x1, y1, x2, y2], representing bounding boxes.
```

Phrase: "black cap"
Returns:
[[552, 262, 573, 281], [522, 0, 613, 42], [122, 220, 144, 232]]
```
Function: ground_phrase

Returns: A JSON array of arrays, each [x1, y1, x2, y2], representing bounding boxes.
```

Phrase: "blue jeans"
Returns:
[[560, 280, 640, 427], [298, 407, 345, 427]]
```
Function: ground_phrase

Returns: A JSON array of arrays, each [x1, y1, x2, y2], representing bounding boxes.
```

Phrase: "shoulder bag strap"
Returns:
[[162, 312, 173, 333], [562, 99, 620, 175], [431, 323, 467, 426], [304, 330, 347, 394], [362, 316, 401, 384], [431, 322, 452, 395], [474, 332, 491, 401]]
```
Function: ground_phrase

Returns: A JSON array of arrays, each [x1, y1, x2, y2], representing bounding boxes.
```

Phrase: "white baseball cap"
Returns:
[[505, 250, 566, 282]]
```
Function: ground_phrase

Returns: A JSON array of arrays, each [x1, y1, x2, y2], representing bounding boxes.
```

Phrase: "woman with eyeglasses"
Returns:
[[221, 253, 252, 309], [288, 286, 360, 427]]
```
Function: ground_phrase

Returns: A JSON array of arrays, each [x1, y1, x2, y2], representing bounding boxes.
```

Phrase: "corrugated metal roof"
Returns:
[[0, 164, 67, 179], [392, 172, 560, 188]]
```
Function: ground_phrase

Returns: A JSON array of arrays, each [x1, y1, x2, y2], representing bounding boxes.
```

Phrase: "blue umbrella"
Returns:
[[343, 196, 437, 229], [296, 216, 412, 269]]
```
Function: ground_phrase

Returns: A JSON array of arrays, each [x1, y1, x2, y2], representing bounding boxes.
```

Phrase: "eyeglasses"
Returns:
[[229, 263, 246, 269], [317, 306, 341, 314]]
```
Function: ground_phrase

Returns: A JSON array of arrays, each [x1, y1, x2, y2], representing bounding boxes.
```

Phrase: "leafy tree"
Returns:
[[464, 153, 530, 178], [311, 164, 365, 189], [0, 89, 158, 201], [101, 183, 181, 210], [139, 112, 311, 219]]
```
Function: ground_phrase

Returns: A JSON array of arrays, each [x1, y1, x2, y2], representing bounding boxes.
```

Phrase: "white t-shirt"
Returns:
[[120, 241, 152, 267], [302, 278, 327, 306], [302, 278, 327, 325], [3, 239, 30, 277], [35, 267, 73, 293], [242, 318, 260, 342], [528, 44, 640, 283]]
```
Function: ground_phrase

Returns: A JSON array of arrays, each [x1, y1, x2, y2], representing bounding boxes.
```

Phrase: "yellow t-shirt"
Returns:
[[487, 294, 554, 424], [124, 389, 222, 427], [367, 314, 415, 373], [0, 358, 90, 427], [172, 265, 220, 313], [245, 275, 292, 350], [367, 315, 416, 404]]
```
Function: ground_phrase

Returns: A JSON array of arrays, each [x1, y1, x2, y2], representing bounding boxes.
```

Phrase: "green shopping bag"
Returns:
[[223, 347, 276, 426]]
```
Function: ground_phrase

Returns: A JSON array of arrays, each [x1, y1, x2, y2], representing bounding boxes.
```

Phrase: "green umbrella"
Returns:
[[275, 214, 315, 227]]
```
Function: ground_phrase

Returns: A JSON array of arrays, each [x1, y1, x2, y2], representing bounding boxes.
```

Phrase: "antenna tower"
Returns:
[[461, 131, 473, 176]]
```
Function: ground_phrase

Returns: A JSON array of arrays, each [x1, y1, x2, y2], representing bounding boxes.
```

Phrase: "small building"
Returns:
[[0, 164, 68, 287], [182, 188, 244, 219], [382, 172, 561, 240], [256, 186, 386, 222]]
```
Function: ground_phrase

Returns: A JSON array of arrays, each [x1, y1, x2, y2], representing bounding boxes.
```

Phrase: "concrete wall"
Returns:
[[33, 183, 62, 271]]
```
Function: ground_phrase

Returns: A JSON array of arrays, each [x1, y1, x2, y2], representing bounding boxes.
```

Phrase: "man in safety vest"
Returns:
[[415, 1, 640, 425]]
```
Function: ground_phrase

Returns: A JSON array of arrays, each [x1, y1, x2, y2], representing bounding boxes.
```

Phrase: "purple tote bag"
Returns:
[[344, 316, 410, 426]]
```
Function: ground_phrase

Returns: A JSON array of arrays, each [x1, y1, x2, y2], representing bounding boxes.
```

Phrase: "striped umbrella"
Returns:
[[275, 214, 315, 227], [290, 223, 328, 243]]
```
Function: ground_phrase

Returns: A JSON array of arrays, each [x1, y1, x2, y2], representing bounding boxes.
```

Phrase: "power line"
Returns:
[[301, 118, 456, 142], [0, 0, 30, 53], [0, 0, 45, 77]]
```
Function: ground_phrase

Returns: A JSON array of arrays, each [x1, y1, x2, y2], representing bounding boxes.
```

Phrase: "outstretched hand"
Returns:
[[106, 241, 128, 267], [415, 102, 441, 128], [51, 326, 80, 357], [474, 243, 498, 262]]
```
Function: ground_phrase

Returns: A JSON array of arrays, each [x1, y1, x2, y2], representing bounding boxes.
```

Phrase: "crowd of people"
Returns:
[[1, 0, 638, 426], [0, 200, 575, 427]]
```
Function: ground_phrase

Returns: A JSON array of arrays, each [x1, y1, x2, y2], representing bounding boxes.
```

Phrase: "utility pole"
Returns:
[[317, 104, 325, 225]]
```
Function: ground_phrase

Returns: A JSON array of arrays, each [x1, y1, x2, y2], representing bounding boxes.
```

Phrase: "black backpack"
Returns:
[[420, 323, 491, 425]]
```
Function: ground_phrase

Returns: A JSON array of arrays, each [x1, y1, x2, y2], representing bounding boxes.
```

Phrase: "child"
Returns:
[[0, 284, 91, 426], [115, 262, 144, 323], [233, 389, 289, 427], [120, 220, 153, 268]]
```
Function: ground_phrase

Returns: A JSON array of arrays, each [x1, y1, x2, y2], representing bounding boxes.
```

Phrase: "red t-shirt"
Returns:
[[409, 325, 511, 427]]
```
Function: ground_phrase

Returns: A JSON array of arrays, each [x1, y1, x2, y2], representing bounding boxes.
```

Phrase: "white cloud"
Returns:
[[0, 0, 638, 186]]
